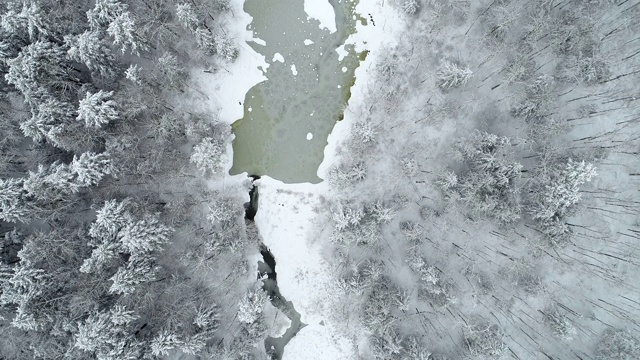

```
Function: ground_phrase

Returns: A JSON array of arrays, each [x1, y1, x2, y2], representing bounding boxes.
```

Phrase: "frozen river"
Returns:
[[229, 0, 364, 183]]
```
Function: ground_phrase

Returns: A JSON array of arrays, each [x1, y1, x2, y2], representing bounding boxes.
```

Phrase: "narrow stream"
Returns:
[[244, 177, 306, 359]]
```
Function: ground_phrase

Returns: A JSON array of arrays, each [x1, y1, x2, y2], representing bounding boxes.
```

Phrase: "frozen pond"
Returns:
[[229, 0, 365, 183]]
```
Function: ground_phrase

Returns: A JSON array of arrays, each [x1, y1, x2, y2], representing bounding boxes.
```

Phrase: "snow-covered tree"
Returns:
[[175, 3, 200, 32], [190, 137, 226, 175], [0, 2, 49, 41], [88, 199, 132, 243], [157, 52, 187, 86], [594, 328, 640, 360], [0, 178, 32, 223], [124, 64, 144, 85], [65, 31, 117, 77], [87, 0, 128, 29], [401, 0, 419, 15], [107, 12, 146, 55], [74, 305, 141, 359], [5, 40, 71, 104], [118, 215, 172, 256], [195, 27, 216, 54], [445, 131, 523, 223], [70, 152, 114, 187], [150, 330, 182, 356], [81, 200, 172, 294], [214, 33, 238, 62], [436, 61, 473, 89], [22, 97, 74, 146], [528, 159, 596, 239], [108, 255, 158, 295], [237, 288, 269, 324], [77, 90, 119, 128]]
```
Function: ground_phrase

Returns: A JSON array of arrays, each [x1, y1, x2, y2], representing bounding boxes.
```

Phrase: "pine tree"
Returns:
[[0, 2, 48, 41], [87, 0, 128, 30], [237, 288, 269, 324], [23, 96, 75, 146], [118, 215, 172, 256], [108, 254, 158, 295], [214, 33, 239, 62], [77, 90, 119, 128], [195, 27, 216, 54], [70, 152, 114, 187], [5, 40, 71, 104], [150, 330, 182, 356], [436, 61, 473, 89], [107, 12, 146, 55], [528, 159, 597, 238], [124, 64, 144, 85], [74, 305, 141, 359], [190, 137, 225, 175], [65, 31, 117, 77], [157, 52, 187, 86], [0, 178, 32, 223], [175, 3, 200, 32]]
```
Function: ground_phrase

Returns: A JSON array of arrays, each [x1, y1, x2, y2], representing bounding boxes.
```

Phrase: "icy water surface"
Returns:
[[229, 0, 364, 183]]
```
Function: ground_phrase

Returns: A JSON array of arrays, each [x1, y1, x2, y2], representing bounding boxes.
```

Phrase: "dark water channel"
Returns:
[[244, 177, 306, 359]]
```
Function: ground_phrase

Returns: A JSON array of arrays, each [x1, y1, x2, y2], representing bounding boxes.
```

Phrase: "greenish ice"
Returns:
[[229, 0, 365, 183]]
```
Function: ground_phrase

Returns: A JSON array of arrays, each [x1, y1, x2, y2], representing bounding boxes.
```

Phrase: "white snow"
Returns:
[[335, 44, 348, 61], [290, 64, 298, 76], [304, 0, 337, 33], [304, 39, 314, 45], [192, 0, 268, 125], [252, 37, 267, 46], [273, 53, 285, 63], [306, 132, 313, 140]]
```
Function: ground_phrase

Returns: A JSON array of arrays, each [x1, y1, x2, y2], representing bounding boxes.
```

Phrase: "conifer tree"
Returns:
[[77, 90, 119, 128], [65, 31, 117, 77]]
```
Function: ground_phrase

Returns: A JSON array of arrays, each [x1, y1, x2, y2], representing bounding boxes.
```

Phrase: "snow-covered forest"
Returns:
[[1, 0, 639, 359]]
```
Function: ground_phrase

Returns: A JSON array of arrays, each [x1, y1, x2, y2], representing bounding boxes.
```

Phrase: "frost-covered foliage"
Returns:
[[511, 75, 555, 122], [363, 279, 408, 333], [74, 305, 141, 359], [175, 3, 200, 31], [401, 0, 419, 15], [543, 306, 577, 341], [527, 159, 596, 242], [237, 288, 269, 324], [65, 31, 116, 77], [157, 53, 187, 86], [77, 90, 119, 128], [436, 61, 473, 89], [81, 200, 172, 294], [206, 196, 246, 253], [442, 131, 522, 223], [0, 152, 113, 222], [190, 137, 227, 175], [107, 12, 147, 55], [175, 3, 238, 59], [330, 201, 394, 246], [594, 328, 640, 360], [407, 252, 456, 307], [462, 321, 507, 358], [215, 33, 239, 62]]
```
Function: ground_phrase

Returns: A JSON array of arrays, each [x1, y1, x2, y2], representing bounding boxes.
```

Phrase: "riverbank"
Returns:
[[253, 0, 406, 358], [197, 0, 405, 357]]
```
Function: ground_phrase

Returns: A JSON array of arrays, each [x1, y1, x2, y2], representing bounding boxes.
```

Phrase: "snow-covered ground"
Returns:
[[194, 0, 268, 125]]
